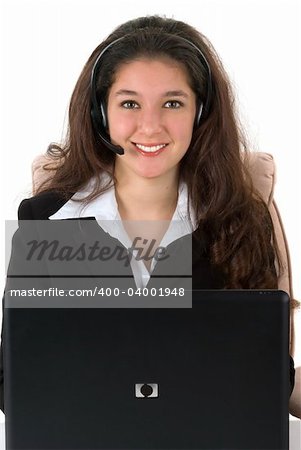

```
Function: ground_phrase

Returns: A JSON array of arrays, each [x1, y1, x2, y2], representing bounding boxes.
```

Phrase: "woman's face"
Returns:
[[107, 57, 197, 181]]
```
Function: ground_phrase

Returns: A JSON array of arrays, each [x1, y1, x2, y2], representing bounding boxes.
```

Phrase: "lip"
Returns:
[[133, 142, 169, 157]]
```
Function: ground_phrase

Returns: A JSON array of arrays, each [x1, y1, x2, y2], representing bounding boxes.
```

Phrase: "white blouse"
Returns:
[[49, 175, 197, 288]]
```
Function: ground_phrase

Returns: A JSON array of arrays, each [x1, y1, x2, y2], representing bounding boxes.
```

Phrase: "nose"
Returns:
[[137, 107, 163, 136]]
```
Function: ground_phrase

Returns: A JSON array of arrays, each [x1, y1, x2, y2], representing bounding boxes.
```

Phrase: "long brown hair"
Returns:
[[38, 15, 283, 291]]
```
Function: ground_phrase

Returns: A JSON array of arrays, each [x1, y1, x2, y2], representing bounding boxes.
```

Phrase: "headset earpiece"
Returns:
[[100, 102, 107, 129], [195, 102, 204, 127], [90, 100, 124, 155]]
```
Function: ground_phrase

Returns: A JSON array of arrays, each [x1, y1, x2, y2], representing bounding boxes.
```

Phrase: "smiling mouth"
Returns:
[[134, 143, 168, 154]]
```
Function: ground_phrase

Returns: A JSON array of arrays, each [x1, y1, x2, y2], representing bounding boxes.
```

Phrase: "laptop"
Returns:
[[3, 289, 290, 450]]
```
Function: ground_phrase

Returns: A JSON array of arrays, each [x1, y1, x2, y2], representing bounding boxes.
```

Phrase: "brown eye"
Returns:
[[164, 100, 183, 109], [121, 101, 139, 109]]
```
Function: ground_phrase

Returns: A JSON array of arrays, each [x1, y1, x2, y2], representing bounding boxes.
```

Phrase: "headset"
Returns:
[[90, 35, 213, 155]]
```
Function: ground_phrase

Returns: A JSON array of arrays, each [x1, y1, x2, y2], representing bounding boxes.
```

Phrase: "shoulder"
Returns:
[[18, 191, 73, 220]]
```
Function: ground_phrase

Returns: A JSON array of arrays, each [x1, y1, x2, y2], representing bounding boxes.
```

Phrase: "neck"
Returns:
[[114, 171, 179, 221]]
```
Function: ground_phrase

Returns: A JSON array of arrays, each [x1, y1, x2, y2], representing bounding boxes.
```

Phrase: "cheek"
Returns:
[[168, 118, 194, 144], [108, 111, 135, 139]]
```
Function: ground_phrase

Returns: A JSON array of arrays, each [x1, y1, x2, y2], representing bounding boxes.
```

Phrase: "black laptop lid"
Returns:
[[3, 290, 289, 450]]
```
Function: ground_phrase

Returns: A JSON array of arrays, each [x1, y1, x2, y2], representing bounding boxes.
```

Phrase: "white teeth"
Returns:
[[135, 143, 167, 153]]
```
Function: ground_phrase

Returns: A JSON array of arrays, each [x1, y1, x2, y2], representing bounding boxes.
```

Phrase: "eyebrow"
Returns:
[[114, 89, 189, 98]]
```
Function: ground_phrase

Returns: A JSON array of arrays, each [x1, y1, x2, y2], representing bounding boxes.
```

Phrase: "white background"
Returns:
[[0, 0, 300, 421]]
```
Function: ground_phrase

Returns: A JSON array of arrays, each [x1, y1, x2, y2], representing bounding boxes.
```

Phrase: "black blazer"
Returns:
[[0, 191, 295, 412], [13, 191, 226, 288]]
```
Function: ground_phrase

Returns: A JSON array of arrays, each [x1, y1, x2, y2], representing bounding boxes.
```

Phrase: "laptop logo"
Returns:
[[135, 383, 159, 398]]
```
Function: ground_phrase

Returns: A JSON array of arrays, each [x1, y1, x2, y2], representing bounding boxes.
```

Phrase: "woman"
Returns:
[[1, 15, 297, 412]]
